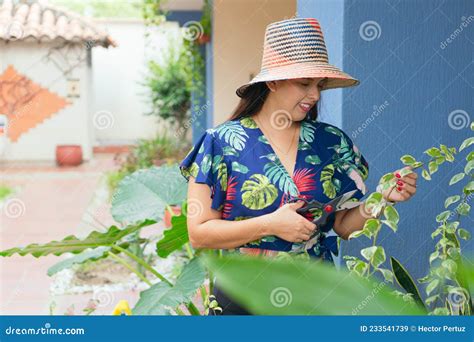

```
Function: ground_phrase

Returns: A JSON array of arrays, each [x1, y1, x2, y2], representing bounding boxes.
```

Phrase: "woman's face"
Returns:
[[266, 77, 326, 121]]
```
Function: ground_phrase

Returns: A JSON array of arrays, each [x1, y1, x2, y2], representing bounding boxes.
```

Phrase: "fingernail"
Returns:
[[397, 181, 404, 186], [397, 186, 403, 191], [395, 172, 401, 178]]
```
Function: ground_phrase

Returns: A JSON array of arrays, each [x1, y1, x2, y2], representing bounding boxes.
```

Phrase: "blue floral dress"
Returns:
[[179, 115, 369, 262]]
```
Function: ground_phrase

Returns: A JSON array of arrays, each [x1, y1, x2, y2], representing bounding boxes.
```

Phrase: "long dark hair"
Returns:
[[228, 82, 320, 122]]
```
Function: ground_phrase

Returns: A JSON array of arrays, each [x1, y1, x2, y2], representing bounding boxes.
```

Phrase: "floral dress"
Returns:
[[179, 115, 369, 262]]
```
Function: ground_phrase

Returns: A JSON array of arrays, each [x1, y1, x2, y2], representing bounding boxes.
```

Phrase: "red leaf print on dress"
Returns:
[[222, 176, 238, 219], [279, 168, 317, 207]]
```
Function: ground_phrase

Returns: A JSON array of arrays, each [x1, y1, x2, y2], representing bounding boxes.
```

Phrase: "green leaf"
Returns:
[[466, 151, 474, 162], [363, 219, 382, 237], [457, 228, 471, 240], [456, 203, 470, 216], [304, 155, 321, 165], [444, 195, 461, 208], [47, 247, 110, 276], [436, 210, 451, 222], [464, 160, 474, 175], [241, 174, 278, 210], [361, 246, 386, 267], [459, 137, 474, 152], [203, 254, 425, 315], [440, 144, 455, 162], [383, 205, 399, 224], [377, 268, 394, 282], [156, 214, 189, 258], [449, 172, 465, 185], [424, 148, 441, 157], [441, 259, 458, 274], [426, 279, 439, 296], [428, 161, 438, 174], [463, 181, 474, 194], [111, 165, 188, 224], [400, 155, 416, 165], [422, 169, 431, 180], [429, 250, 439, 264], [231, 161, 249, 174], [390, 257, 426, 310], [382, 219, 398, 232], [132, 258, 206, 315], [0, 220, 155, 258]]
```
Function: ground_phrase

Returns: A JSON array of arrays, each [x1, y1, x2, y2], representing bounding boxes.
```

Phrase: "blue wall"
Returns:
[[299, 0, 473, 291]]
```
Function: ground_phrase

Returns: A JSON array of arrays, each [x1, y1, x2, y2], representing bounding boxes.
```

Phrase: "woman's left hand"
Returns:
[[383, 166, 418, 203]]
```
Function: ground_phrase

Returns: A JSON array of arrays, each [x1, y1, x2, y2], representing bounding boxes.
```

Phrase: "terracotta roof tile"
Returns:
[[0, 0, 116, 48]]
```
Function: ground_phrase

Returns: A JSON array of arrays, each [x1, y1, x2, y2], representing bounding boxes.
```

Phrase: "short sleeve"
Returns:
[[179, 130, 229, 211], [333, 129, 370, 202]]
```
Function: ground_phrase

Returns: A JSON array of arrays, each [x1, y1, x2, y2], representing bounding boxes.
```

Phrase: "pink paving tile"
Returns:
[[0, 153, 119, 315]]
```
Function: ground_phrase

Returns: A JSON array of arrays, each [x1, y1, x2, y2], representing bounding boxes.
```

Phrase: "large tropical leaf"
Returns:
[[156, 213, 189, 258], [132, 258, 206, 315], [300, 121, 316, 143], [262, 154, 298, 196], [241, 174, 278, 210], [47, 247, 110, 276], [390, 257, 426, 310], [204, 254, 425, 315], [0, 220, 155, 258], [215, 121, 248, 151], [111, 164, 187, 224]]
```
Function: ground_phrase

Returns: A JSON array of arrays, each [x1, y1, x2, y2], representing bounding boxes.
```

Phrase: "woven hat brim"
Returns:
[[236, 62, 359, 97]]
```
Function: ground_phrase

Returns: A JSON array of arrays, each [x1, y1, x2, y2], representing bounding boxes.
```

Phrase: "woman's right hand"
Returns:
[[266, 201, 317, 243]]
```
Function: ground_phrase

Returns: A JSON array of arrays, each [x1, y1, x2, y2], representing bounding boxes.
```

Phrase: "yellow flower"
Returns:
[[112, 300, 132, 315]]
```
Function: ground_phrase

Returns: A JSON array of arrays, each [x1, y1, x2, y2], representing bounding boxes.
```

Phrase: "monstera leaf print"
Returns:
[[222, 146, 239, 156], [212, 155, 228, 191], [215, 121, 249, 151], [320, 164, 341, 199], [240, 117, 258, 129], [300, 121, 317, 143], [261, 154, 299, 196], [241, 174, 278, 210]]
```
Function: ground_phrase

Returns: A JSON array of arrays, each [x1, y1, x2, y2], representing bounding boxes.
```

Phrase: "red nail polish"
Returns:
[[395, 173, 401, 178], [324, 204, 333, 213], [397, 181, 404, 186], [397, 186, 403, 191]]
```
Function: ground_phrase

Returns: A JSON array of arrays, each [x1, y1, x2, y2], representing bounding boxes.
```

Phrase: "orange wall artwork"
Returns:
[[0, 65, 70, 142]]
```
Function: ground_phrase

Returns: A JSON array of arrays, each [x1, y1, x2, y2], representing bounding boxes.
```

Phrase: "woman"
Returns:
[[179, 18, 418, 315]]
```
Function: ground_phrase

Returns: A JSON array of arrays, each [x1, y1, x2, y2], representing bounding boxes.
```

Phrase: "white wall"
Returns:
[[91, 19, 182, 144], [0, 41, 93, 161]]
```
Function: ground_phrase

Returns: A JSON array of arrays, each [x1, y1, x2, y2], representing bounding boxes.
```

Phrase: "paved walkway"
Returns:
[[0, 154, 125, 315]]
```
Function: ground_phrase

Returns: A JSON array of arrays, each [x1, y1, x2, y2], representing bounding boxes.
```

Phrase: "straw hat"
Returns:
[[236, 17, 360, 97]]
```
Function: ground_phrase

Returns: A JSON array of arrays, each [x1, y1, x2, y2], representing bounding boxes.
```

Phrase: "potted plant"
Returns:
[[56, 145, 83, 167]]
